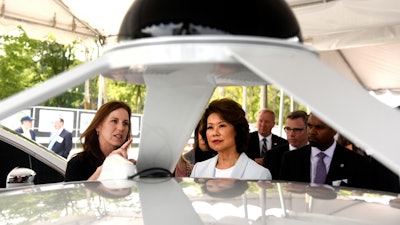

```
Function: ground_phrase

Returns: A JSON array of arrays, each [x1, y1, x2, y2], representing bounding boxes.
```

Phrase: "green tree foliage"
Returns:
[[210, 85, 308, 124], [245, 86, 262, 122], [211, 86, 243, 105], [0, 28, 37, 98], [0, 27, 86, 108], [105, 79, 146, 114], [33, 35, 86, 108], [0, 27, 147, 111]]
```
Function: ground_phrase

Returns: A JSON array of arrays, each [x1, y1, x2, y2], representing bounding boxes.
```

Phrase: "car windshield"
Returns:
[[0, 1, 399, 224]]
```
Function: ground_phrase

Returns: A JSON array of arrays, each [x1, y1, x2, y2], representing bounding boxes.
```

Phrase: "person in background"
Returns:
[[246, 108, 288, 165], [173, 155, 194, 177], [65, 101, 134, 182], [15, 115, 36, 141], [175, 121, 216, 177], [184, 121, 217, 165], [280, 113, 372, 189], [336, 134, 366, 156], [338, 133, 399, 193], [263, 110, 309, 179], [48, 118, 73, 159], [370, 156, 400, 193], [190, 98, 271, 180]]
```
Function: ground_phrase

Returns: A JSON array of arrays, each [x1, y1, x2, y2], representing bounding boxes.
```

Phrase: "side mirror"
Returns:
[[6, 167, 36, 188]]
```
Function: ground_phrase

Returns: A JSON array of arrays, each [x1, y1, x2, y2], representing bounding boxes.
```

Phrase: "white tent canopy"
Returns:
[[293, 0, 400, 50], [1, 0, 400, 106], [0, 0, 101, 45], [289, 0, 400, 107]]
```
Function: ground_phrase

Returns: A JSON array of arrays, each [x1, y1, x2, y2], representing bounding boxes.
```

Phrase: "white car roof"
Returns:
[[1, 179, 399, 224]]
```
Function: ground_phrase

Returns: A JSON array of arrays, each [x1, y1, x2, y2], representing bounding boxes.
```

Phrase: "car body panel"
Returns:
[[0, 178, 399, 225], [0, 125, 66, 188]]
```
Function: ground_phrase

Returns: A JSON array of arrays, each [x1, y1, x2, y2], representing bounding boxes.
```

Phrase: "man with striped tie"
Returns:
[[246, 109, 288, 166], [48, 118, 73, 159]]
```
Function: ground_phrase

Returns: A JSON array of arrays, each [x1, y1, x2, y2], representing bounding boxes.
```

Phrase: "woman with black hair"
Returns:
[[190, 98, 271, 180]]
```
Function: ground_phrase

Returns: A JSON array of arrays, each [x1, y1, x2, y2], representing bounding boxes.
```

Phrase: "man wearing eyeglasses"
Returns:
[[263, 110, 309, 179], [246, 109, 288, 166]]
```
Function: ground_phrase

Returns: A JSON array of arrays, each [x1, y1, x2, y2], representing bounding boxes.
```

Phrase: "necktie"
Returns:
[[48, 131, 58, 150], [261, 137, 267, 157], [314, 152, 327, 184]]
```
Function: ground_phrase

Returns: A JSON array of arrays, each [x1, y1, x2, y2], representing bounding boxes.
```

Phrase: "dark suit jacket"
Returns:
[[263, 143, 292, 180], [50, 129, 73, 159], [369, 156, 400, 193], [280, 143, 372, 189], [246, 131, 288, 160], [15, 127, 36, 141]]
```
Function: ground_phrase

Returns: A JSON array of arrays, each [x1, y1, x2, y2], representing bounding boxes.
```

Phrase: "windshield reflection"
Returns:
[[0, 179, 399, 225]]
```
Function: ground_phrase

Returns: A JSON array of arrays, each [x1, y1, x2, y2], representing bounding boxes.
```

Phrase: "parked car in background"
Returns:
[[0, 125, 66, 188]]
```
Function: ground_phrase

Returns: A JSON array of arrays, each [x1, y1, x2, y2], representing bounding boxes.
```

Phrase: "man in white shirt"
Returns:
[[280, 113, 372, 189], [48, 118, 73, 158], [246, 109, 288, 165], [263, 110, 309, 179]]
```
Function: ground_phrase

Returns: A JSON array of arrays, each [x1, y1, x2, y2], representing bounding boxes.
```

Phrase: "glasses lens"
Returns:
[[284, 127, 304, 133]]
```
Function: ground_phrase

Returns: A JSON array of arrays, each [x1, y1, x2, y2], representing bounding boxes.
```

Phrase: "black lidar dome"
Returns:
[[118, 0, 302, 42]]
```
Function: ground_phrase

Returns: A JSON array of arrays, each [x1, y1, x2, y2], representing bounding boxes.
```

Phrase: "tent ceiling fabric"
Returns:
[[1, 0, 400, 104], [286, 0, 400, 104], [0, 0, 101, 44], [320, 43, 400, 92], [290, 0, 400, 50]]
